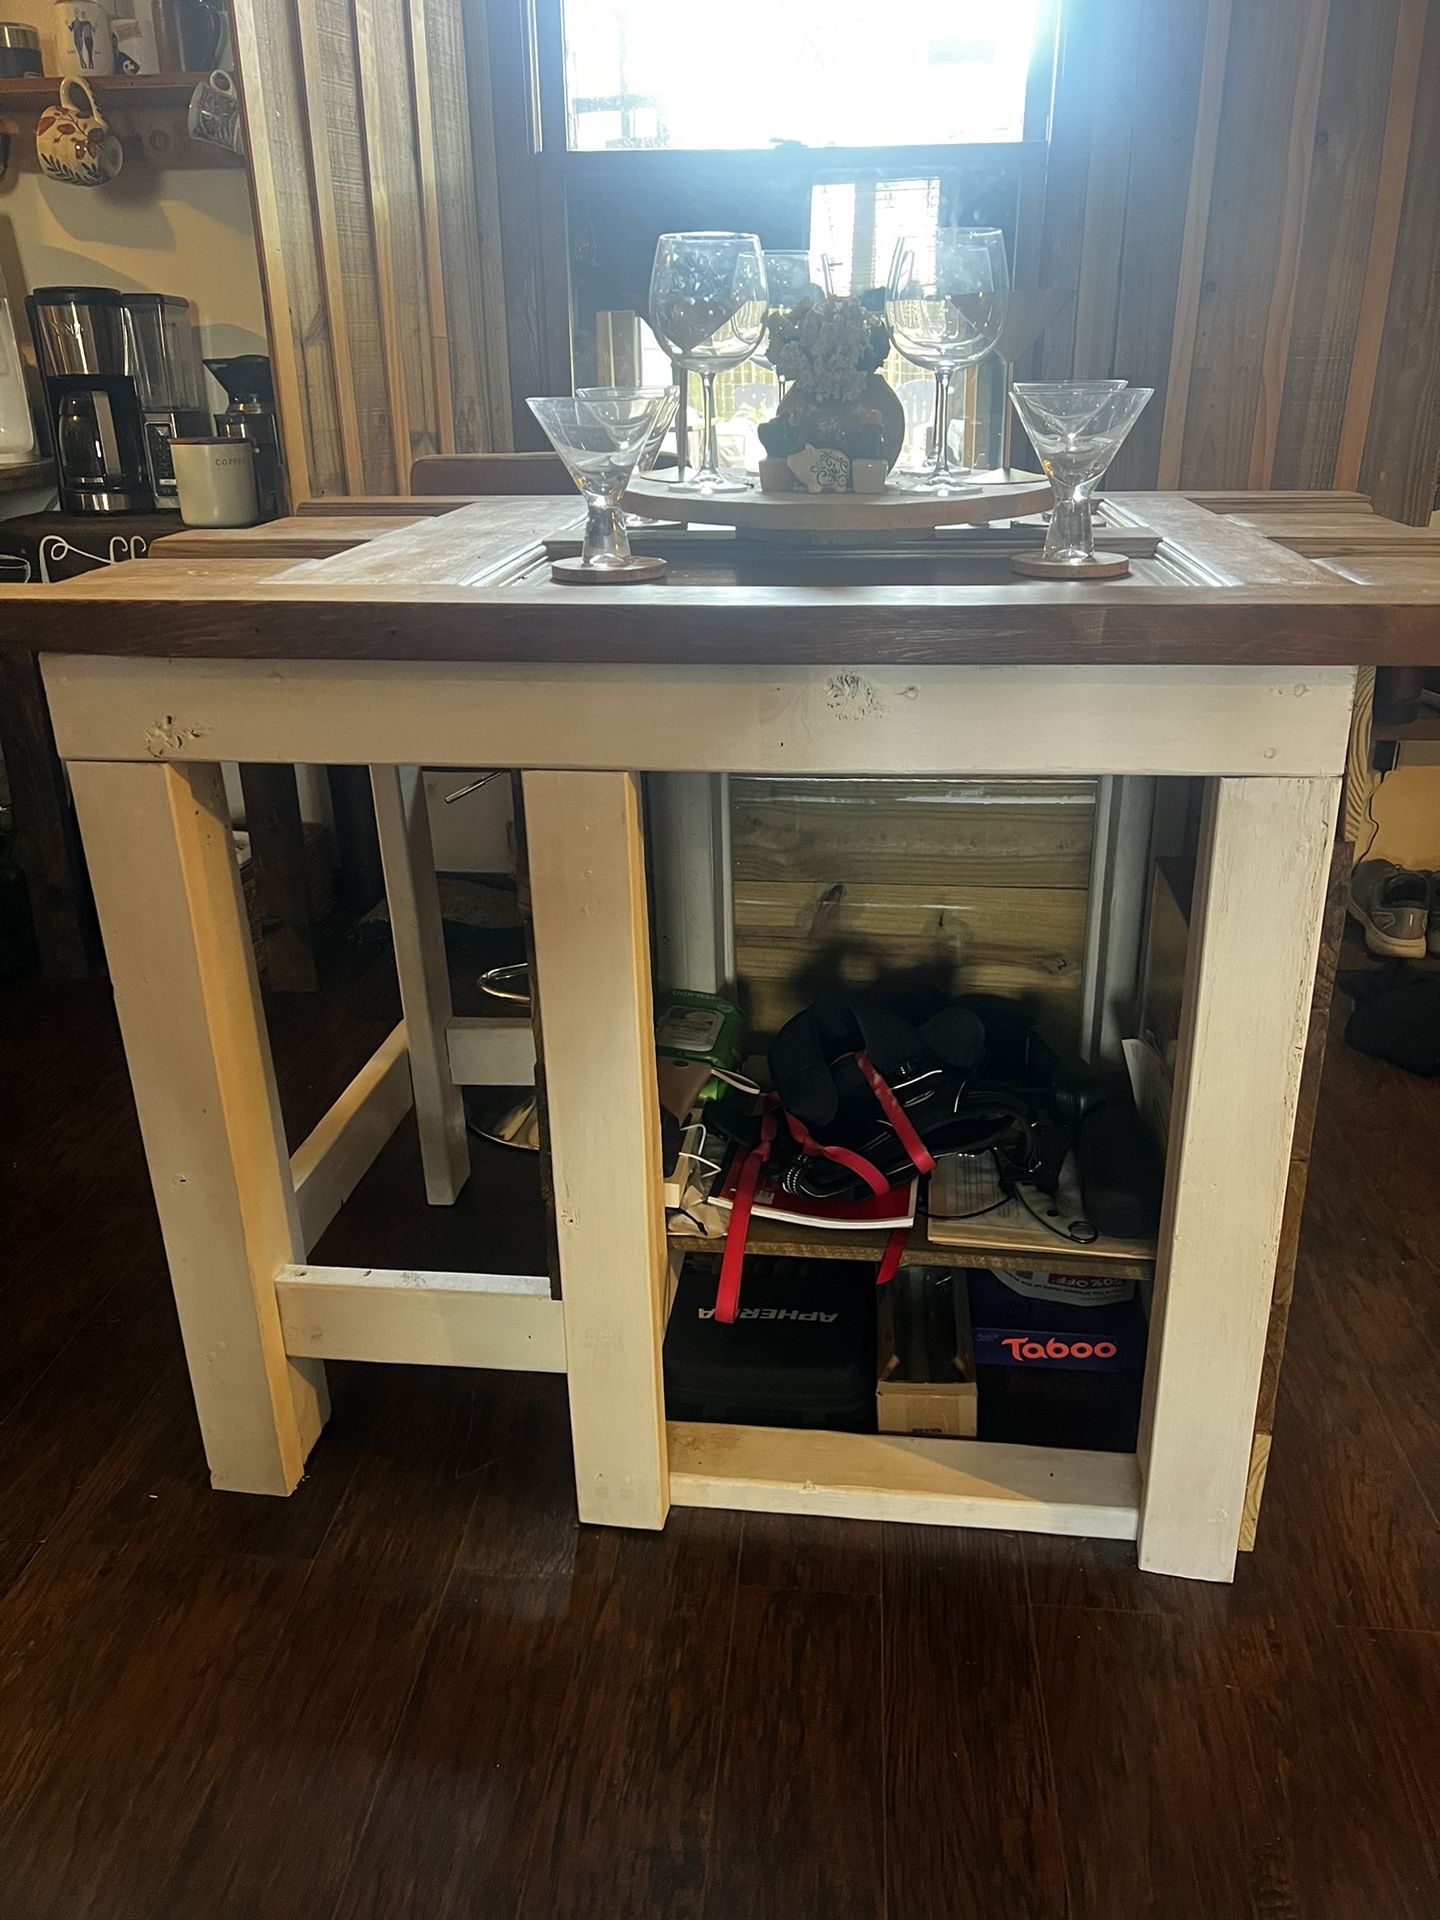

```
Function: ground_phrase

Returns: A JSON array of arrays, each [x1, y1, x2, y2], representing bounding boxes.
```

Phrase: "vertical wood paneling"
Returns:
[[230, 0, 345, 500], [1336, 0, 1428, 490], [312, 0, 399, 492], [1271, 0, 1402, 487], [1031, 0, 1097, 382], [1105, 0, 1215, 487], [355, 0, 441, 480], [232, 0, 511, 498], [406, 0, 458, 453], [1178, 0, 1319, 489], [294, 0, 370, 490], [1070, 0, 1141, 380], [1245, 0, 1329, 487], [1359, 0, 1440, 522], [421, 0, 514, 453], [1155, 0, 1230, 488]]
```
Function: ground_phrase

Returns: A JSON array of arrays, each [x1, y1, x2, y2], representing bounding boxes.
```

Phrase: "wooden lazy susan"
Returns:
[[621, 469, 1053, 543]]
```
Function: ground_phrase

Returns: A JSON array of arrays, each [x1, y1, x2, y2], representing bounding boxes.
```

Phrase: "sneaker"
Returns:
[[1350, 859, 1429, 959]]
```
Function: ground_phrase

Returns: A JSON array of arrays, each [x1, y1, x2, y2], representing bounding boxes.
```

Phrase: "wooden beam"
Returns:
[[406, 0, 458, 454], [43, 657, 1359, 784], [238, 762, 317, 992], [370, 766, 470, 1204], [1136, 774, 1338, 1580], [524, 769, 670, 1529], [290, 1021, 413, 1250], [668, 1424, 1140, 1540], [228, 0, 335, 500], [276, 1263, 563, 1369], [445, 1014, 536, 1086], [68, 759, 327, 1494], [293, 0, 366, 489], [354, 0, 420, 486]]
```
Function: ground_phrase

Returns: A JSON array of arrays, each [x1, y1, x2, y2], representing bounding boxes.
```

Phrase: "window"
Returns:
[[561, 0, 1048, 152]]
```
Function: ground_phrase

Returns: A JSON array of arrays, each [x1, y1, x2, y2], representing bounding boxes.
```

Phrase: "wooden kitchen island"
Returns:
[[6, 489, 1438, 1584]]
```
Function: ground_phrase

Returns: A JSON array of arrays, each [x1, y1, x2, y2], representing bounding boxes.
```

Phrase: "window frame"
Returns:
[[483, 0, 1060, 443]]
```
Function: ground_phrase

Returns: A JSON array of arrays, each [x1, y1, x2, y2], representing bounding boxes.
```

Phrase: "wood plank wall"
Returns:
[[1038, 0, 1440, 521], [229, 0, 514, 500], [730, 779, 1097, 1047]]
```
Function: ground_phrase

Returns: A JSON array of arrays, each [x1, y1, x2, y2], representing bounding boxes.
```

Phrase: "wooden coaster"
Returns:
[[1011, 551, 1131, 580], [550, 554, 668, 585]]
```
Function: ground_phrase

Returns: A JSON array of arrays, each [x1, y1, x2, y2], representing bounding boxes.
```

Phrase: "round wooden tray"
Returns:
[[622, 468, 1053, 540]]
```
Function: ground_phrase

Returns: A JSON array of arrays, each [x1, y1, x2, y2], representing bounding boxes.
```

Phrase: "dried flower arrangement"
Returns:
[[756, 296, 906, 493]]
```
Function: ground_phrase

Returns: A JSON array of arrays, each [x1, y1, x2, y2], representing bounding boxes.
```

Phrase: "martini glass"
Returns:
[[1008, 383, 1152, 578], [648, 232, 768, 494], [576, 383, 680, 523], [527, 390, 676, 583]]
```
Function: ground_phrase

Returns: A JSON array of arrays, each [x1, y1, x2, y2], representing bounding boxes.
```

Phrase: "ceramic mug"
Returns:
[[53, 0, 115, 75], [36, 77, 124, 186], [112, 15, 159, 73], [187, 67, 243, 156]]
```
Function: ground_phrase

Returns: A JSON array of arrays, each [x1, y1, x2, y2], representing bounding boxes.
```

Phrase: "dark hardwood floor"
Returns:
[[1, 932, 1437, 1920]]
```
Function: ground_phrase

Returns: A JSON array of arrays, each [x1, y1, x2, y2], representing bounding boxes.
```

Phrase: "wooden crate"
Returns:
[[875, 1273, 978, 1440]]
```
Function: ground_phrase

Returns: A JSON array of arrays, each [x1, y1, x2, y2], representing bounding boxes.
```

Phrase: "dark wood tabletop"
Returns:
[[4, 491, 1440, 668]]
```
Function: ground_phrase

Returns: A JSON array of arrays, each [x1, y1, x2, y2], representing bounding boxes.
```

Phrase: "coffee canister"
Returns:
[[0, 22, 43, 77], [171, 437, 260, 527]]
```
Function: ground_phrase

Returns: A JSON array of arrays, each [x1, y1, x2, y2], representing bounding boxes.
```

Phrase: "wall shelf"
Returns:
[[0, 457, 55, 494], [0, 73, 211, 113]]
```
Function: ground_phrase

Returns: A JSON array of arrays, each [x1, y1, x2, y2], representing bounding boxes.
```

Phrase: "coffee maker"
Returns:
[[205, 354, 285, 521], [29, 286, 210, 513]]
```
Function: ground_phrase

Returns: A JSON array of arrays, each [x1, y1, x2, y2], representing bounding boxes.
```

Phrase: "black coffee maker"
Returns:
[[205, 354, 285, 521], [29, 286, 209, 513]]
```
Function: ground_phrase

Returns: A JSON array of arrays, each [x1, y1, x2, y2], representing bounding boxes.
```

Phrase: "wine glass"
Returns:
[[526, 389, 676, 583], [648, 232, 768, 494], [758, 249, 823, 401], [1008, 383, 1153, 577], [886, 227, 1009, 493]]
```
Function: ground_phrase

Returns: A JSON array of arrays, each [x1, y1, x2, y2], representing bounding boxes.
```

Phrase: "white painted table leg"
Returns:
[[370, 765, 469, 1205], [1136, 774, 1338, 1580], [523, 769, 670, 1529], [69, 760, 327, 1495]]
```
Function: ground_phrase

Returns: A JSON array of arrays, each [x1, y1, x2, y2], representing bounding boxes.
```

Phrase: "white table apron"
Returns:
[[43, 652, 1354, 1583]]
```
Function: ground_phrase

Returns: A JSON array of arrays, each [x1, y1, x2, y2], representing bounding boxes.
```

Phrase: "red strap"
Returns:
[[876, 1225, 909, 1288], [854, 1052, 936, 1175], [714, 1103, 777, 1324], [714, 1056, 925, 1321], [782, 1107, 890, 1197]]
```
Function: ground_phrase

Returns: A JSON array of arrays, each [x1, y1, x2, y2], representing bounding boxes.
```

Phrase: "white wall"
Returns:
[[0, 0, 267, 364], [0, 169, 267, 360]]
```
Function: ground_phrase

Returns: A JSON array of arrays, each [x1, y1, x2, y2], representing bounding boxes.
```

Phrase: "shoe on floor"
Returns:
[[1350, 859, 1429, 959], [1429, 872, 1440, 957]]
